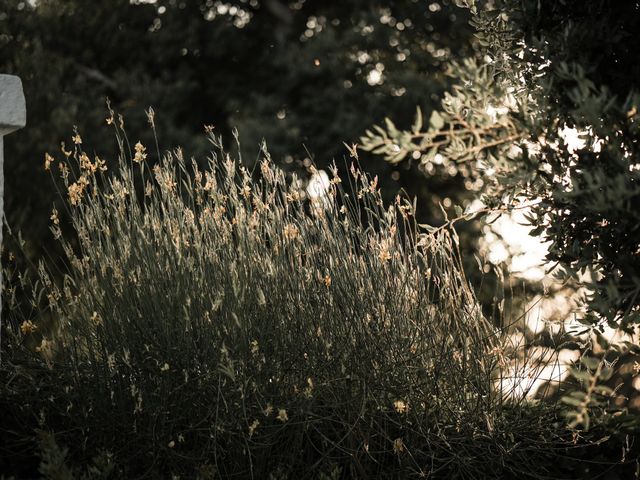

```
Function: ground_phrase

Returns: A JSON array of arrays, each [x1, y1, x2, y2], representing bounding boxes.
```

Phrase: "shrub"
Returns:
[[1, 119, 620, 478]]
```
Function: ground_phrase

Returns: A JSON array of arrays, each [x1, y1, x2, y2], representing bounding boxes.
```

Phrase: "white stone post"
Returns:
[[0, 75, 27, 322]]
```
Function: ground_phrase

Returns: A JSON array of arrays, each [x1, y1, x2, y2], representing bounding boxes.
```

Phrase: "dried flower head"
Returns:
[[133, 142, 147, 163], [393, 399, 407, 414], [44, 153, 54, 171], [146, 107, 155, 127], [283, 223, 299, 241], [50, 208, 59, 226], [20, 320, 38, 335], [248, 419, 260, 437], [379, 246, 392, 263], [276, 409, 289, 423]]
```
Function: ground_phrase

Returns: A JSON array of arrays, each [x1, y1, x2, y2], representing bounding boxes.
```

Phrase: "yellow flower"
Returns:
[[283, 224, 299, 241], [285, 191, 300, 202], [95, 156, 107, 172], [20, 320, 37, 335], [393, 399, 407, 414], [68, 175, 89, 206], [379, 247, 392, 263], [323, 275, 331, 288], [50, 208, 59, 226], [79, 152, 93, 172], [248, 419, 260, 437], [276, 408, 288, 423], [44, 153, 54, 171], [72, 133, 82, 145], [133, 142, 147, 163]]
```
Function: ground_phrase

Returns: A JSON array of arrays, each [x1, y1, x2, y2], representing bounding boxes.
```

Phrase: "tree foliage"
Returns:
[[361, 0, 640, 431], [362, 0, 640, 331]]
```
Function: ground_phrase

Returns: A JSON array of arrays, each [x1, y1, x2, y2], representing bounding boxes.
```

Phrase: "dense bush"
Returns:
[[0, 120, 617, 478]]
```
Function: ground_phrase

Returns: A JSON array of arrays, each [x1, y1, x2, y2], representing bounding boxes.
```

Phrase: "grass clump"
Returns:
[[0, 120, 610, 478]]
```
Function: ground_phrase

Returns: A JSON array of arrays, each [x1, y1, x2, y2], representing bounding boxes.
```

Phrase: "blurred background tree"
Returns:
[[0, 0, 477, 261]]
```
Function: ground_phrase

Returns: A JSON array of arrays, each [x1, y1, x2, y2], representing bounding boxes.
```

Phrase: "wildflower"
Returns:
[[68, 176, 89, 206], [72, 133, 82, 145], [90, 311, 102, 325], [323, 275, 332, 288], [95, 156, 107, 172], [20, 320, 37, 335], [286, 191, 300, 202], [133, 142, 147, 163], [50, 208, 59, 226], [344, 142, 359, 160], [393, 399, 407, 414], [44, 153, 53, 171], [79, 152, 94, 172], [276, 409, 289, 423], [248, 419, 260, 437], [146, 107, 155, 126], [260, 159, 273, 180], [184, 208, 195, 227], [392, 437, 404, 455], [304, 377, 314, 398], [36, 338, 53, 354], [283, 223, 299, 241], [379, 246, 392, 263], [263, 403, 273, 417]]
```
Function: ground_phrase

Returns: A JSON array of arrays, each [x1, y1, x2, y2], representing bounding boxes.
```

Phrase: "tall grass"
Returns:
[[1, 119, 604, 478]]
